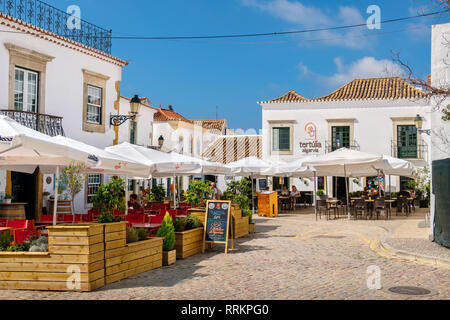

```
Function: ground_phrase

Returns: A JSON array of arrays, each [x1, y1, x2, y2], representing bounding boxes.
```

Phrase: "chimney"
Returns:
[[168, 105, 173, 111], [427, 74, 431, 87]]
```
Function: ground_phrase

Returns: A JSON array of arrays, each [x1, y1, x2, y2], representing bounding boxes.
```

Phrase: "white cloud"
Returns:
[[242, 0, 370, 49], [323, 56, 406, 86]]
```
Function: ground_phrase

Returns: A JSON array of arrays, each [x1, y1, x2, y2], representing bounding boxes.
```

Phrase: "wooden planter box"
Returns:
[[0, 223, 105, 292], [175, 227, 204, 259], [231, 205, 249, 239], [105, 237, 163, 285], [163, 250, 176, 266], [0, 222, 164, 292]]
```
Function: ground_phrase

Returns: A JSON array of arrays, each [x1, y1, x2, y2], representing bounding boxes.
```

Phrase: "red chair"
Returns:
[[88, 209, 101, 220], [39, 215, 53, 223], [6, 220, 35, 244], [167, 209, 177, 221], [126, 213, 149, 226], [176, 208, 188, 217], [148, 215, 164, 237], [0, 219, 7, 227], [113, 210, 126, 217], [128, 209, 145, 215]]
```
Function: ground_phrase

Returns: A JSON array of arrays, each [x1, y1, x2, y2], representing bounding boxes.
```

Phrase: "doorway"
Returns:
[[332, 177, 347, 200], [11, 169, 39, 220]]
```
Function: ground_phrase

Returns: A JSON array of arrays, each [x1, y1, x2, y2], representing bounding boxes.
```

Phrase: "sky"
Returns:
[[46, 0, 449, 132]]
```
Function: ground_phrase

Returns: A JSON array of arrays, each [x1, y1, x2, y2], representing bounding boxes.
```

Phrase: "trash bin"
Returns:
[[433, 158, 450, 248]]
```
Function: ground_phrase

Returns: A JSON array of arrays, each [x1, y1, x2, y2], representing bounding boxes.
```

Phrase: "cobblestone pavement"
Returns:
[[2, 211, 449, 300]]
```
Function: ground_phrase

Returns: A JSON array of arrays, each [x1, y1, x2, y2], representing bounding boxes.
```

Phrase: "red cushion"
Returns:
[[0, 219, 6, 227]]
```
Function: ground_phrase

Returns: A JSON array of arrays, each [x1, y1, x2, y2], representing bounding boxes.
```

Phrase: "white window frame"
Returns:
[[269, 121, 294, 156], [14, 67, 38, 113], [86, 174, 102, 205], [86, 85, 103, 124]]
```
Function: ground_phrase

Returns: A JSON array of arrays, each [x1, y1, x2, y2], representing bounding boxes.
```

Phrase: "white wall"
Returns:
[[261, 99, 431, 193], [430, 22, 450, 239]]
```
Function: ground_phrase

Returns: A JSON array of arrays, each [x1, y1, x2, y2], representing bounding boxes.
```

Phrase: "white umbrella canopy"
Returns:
[[51, 136, 152, 178], [272, 156, 317, 178], [105, 142, 201, 177], [226, 157, 277, 178], [301, 148, 385, 177], [379, 155, 417, 178], [170, 152, 231, 175]]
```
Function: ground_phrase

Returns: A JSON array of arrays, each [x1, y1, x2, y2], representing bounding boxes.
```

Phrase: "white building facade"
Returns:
[[259, 77, 431, 199]]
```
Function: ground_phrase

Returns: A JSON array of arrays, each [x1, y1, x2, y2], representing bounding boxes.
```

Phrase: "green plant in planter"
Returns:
[[174, 214, 203, 232], [126, 227, 139, 244], [4, 194, 12, 200], [185, 180, 213, 207], [156, 212, 176, 251], [136, 228, 149, 241], [0, 231, 12, 251], [145, 184, 166, 204], [317, 190, 325, 196], [91, 177, 126, 223], [59, 162, 88, 225]]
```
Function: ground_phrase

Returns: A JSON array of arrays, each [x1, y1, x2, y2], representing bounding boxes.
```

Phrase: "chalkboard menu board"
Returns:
[[203, 200, 233, 254]]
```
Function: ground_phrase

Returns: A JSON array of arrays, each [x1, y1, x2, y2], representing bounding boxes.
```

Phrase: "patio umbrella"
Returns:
[[0, 116, 152, 225], [272, 156, 317, 178], [226, 157, 278, 217], [302, 148, 385, 220], [106, 143, 203, 209]]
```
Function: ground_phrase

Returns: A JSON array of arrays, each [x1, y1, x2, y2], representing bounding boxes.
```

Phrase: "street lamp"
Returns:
[[414, 114, 431, 136], [110, 95, 141, 126], [158, 135, 165, 148]]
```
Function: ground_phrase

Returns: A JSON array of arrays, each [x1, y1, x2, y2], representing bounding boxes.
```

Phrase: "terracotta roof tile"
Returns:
[[261, 90, 309, 104], [192, 119, 227, 132], [154, 108, 193, 124], [314, 77, 429, 102]]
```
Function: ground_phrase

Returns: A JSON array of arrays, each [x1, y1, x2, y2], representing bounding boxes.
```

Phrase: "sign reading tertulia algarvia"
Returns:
[[299, 141, 323, 154]]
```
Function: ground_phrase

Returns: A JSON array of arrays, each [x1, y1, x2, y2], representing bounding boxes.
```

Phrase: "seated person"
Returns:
[[290, 186, 301, 205], [280, 186, 289, 196], [409, 188, 416, 199], [128, 194, 142, 209], [398, 189, 411, 198], [362, 187, 369, 198]]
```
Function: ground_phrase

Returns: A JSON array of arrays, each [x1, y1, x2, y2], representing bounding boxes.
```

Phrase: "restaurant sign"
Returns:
[[299, 122, 323, 154]]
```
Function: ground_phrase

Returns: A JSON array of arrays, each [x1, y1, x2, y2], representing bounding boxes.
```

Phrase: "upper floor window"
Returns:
[[331, 126, 350, 151], [397, 125, 417, 159], [14, 67, 38, 113], [86, 85, 102, 124], [179, 137, 184, 154], [189, 136, 194, 155], [130, 120, 137, 144], [272, 127, 290, 152]]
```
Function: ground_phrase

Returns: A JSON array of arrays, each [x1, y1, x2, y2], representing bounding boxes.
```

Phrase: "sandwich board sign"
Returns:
[[203, 200, 234, 254]]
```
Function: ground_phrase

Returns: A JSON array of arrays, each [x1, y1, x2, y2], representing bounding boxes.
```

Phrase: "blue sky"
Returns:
[[47, 0, 449, 132]]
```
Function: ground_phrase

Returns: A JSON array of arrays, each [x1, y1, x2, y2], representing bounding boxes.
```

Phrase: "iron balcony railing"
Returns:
[[1, 109, 65, 136], [391, 140, 428, 160], [0, 0, 112, 54], [325, 140, 360, 153]]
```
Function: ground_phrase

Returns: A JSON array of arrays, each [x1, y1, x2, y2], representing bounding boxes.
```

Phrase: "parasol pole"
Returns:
[[344, 164, 350, 220], [125, 176, 129, 215], [53, 166, 60, 226], [314, 171, 317, 221]]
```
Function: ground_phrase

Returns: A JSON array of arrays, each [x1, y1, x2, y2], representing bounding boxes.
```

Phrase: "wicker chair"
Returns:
[[316, 200, 330, 220], [353, 199, 369, 220]]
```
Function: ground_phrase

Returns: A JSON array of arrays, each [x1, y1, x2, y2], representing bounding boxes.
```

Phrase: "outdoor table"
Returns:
[[0, 227, 11, 235]]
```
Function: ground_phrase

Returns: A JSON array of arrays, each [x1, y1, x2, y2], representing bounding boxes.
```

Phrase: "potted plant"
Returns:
[[408, 167, 431, 208], [174, 214, 204, 259], [59, 162, 87, 224], [156, 212, 176, 266], [185, 180, 213, 221], [316, 190, 326, 200], [92, 177, 126, 224], [4, 194, 12, 204]]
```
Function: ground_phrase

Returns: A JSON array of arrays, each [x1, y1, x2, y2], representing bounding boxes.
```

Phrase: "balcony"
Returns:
[[0, 0, 112, 54], [325, 140, 360, 153], [1, 109, 65, 136], [391, 140, 428, 160]]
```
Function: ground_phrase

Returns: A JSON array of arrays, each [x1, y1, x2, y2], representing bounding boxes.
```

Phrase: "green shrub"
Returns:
[[7, 242, 31, 252], [174, 217, 186, 232], [136, 228, 149, 241], [0, 231, 12, 251], [185, 214, 203, 231], [126, 227, 139, 244], [317, 190, 325, 196], [185, 180, 213, 207], [91, 177, 126, 215], [97, 211, 121, 224], [156, 212, 176, 251]]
